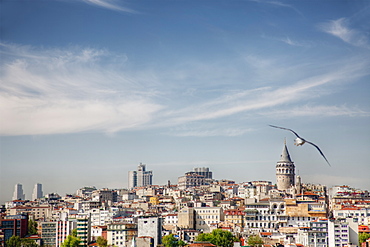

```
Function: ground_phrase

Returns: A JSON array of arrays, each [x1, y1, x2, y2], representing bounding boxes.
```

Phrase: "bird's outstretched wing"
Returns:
[[269, 125, 302, 139], [305, 141, 331, 167]]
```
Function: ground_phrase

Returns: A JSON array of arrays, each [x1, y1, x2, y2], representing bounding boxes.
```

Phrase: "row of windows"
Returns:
[[198, 220, 218, 225], [197, 215, 218, 219], [311, 238, 326, 242], [337, 212, 369, 217], [196, 210, 219, 213]]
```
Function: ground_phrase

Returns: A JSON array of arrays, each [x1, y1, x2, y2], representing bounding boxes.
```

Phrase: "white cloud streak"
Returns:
[[81, 0, 138, 13], [249, 0, 304, 17], [263, 105, 370, 118], [0, 43, 163, 135], [0, 43, 369, 136], [319, 18, 370, 49]]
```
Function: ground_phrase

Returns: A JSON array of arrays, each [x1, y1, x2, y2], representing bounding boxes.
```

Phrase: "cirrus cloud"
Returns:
[[1, 43, 369, 136]]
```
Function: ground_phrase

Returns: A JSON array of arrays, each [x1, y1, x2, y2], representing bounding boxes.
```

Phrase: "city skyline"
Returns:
[[1, 0, 370, 204]]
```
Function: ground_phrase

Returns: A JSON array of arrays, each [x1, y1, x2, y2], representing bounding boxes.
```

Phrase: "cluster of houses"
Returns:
[[1, 180, 369, 247], [1, 145, 370, 247]]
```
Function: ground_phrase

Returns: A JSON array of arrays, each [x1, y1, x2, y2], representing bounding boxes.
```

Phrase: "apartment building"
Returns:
[[40, 220, 76, 247], [328, 218, 359, 247], [106, 223, 136, 247], [194, 207, 224, 233]]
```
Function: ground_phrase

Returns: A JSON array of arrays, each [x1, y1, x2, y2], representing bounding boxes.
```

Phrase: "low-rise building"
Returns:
[[107, 223, 136, 247]]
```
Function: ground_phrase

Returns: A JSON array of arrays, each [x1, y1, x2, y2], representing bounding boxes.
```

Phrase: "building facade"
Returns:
[[40, 220, 76, 247], [0, 214, 28, 245], [194, 207, 224, 233], [138, 217, 162, 247], [12, 184, 25, 201], [32, 183, 43, 201], [193, 167, 213, 179], [106, 223, 137, 247], [178, 172, 206, 190], [128, 163, 153, 189], [76, 213, 91, 247]]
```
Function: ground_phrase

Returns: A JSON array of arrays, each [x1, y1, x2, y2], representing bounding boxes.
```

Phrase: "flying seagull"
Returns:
[[269, 125, 331, 166]]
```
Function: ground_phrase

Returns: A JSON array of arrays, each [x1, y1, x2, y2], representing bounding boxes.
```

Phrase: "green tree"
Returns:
[[6, 236, 22, 247], [195, 229, 239, 247], [162, 234, 180, 247], [28, 220, 38, 235], [195, 233, 214, 242], [21, 238, 38, 247], [71, 229, 78, 237], [247, 235, 264, 247], [61, 233, 80, 247], [359, 232, 370, 245], [177, 240, 186, 247], [96, 236, 108, 247]]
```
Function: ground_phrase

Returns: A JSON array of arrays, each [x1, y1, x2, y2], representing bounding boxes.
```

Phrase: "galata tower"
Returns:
[[276, 141, 295, 191]]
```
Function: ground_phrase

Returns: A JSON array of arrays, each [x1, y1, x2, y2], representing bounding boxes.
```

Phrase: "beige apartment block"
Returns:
[[194, 207, 224, 233]]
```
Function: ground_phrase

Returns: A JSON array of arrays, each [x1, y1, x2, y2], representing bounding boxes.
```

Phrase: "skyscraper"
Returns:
[[12, 183, 25, 200], [32, 183, 43, 201], [128, 163, 153, 189], [193, 167, 212, 179]]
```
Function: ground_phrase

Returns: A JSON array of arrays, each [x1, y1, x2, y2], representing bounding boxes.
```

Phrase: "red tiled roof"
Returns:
[[341, 207, 360, 210]]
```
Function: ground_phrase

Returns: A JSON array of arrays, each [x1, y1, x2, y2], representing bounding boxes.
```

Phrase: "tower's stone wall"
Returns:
[[276, 143, 295, 191]]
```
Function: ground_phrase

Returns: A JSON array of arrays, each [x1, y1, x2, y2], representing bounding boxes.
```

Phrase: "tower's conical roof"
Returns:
[[280, 142, 292, 162]]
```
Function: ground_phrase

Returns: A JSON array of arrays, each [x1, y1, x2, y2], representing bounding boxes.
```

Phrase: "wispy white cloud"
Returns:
[[165, 65, 367, 124], [262, 105, 370, 118], [81, 0, 138, 13], [1, 43, 369, 136], [319, 18, 370, 49], [167, 124, 253, 137], [249, 0, 304, 17], [280, 37, 309, 47], [0, 43, 162, 135]]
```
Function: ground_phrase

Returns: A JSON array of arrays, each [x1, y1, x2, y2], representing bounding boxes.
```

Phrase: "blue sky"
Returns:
[[1, 0, 370, 203]]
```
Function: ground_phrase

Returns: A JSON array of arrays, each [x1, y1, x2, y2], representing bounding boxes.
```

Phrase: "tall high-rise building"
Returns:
[[128, 171, 137, 190], [32, 183, 43, 201], [128, 163, 153, 189], [12, 183, 25, 200], [193, 167, 212, 179], [276, 141, 295, 191]]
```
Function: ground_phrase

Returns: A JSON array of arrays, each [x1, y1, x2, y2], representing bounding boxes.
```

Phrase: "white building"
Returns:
[[194, 207, 224, 233], [32, 183, 43, 201], [40, 221, 76, 247], [12, 183, 25, 200], [107, 223, 136, 247], [333, 207, 370, 225], [244, 199, 289, 233], [328, 218, 358, 247], [163, 213, 178, 226], [296, 219, 328, 247]]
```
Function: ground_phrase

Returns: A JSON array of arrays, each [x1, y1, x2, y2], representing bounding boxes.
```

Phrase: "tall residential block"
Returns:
[[193, 167, 212, 179], [32, 183, 43, 201], [12, 183, 25, 201], [128, 163, 153, 189], [40, 221, 76, 247]]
